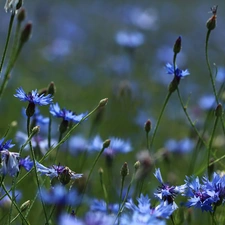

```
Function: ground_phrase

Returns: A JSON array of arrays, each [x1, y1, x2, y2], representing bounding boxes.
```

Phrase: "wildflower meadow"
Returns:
[[1, 1, 225, 225]]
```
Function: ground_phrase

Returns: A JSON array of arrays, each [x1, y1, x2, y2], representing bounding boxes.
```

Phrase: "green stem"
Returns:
[[205, 30, 219, 104], [26, 116, 49, 224], [0, 13, 15, 73], [119, 176, 125, 210], [207, 116, 218, 177], [48, 113, 52, 149], [75, 144, 106, 214], [150, 92, 172, 149]]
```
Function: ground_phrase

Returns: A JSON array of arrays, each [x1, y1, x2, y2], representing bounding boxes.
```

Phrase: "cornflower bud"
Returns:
[[17, 7, 25, 22], [206, 15, 217, 30], [120, 162, 129, 178], [134, 161, 140, 172], [20, 22, 32, 44], [47, 82, 56, 96], [20, 200, 30, 212], [144, 119, 151, 134], [98, 98, 108, 108], [173, 36, 182, 54], [103, 139, 110, 149], [215, 103, 223, 117]]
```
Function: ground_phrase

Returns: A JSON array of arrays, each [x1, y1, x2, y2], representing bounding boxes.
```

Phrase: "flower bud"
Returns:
[[215, 103, 223, 117], [31, 126, 40, 135], [20, 200, 30, 212], [20, 22, 32, 44], [206, 15, 217, 31], [144, 119, 151, 134], [173, 36, 182, 54], [59, 167, 71, 185], [103, 139, 110, 149], [17, 7, 25, 22], [98, 98, 108, 108], [134, 161, 140, 172], [120, 162, 129, 178], [47, 82, 56, 96]]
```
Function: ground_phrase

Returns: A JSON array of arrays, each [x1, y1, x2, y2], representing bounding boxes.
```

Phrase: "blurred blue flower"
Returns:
[[90, 199, 119, 214], [19, 156, 33, 171], [115, 31, 145, 48], [89, 135, 132, 156], [0, 150, 20, 177], [68, 135, 88, 156], [164, 138, 195, 154], [198, 94, 216, 110], [154, 168, 186, 209], [185, 173, 225, 212], [123, 194, 174, 225], [50, 103, 87, 123], [0, 138, 15, 151], [14, 87, 53, 106], [59, 213, 83, 225], [165, 63, 190, 78], [41, 185, 80, 206]]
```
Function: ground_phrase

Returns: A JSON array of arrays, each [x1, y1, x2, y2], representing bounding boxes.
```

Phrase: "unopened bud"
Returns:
[[59, 167, 71, 185], [206, 15, 217, 31], [120, 162, 129, 177], [31, 126, 40, 135], [20, 200, 30, 212], [20, 22, 32, 44], [173, 36, 182, 54], [98, 98, 108, 108], [17, 7, 25, 22], [134, 161, 140, 172], [98, 167, 104, 175], [103, 139, 110, 149], [145, 119, 151, 134], [48, 82, 56, 96], [215, 103, 223, 117]]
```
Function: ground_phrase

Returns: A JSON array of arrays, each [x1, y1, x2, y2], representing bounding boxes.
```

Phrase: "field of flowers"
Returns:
[[1, 1, 225, 225]]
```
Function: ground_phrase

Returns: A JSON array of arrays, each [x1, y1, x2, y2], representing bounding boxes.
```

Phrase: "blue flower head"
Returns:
[[50, 103, 87, 123], [14, 87, 53, 106], [165, 63, 190, 78], [0, 138, 15, 151], [154, 168, 186, 209], [14, 87, 53, 117]]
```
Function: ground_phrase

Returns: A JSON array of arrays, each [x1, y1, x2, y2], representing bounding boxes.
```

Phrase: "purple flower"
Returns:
[[36, 162, 82, 185], [19, 156, 33, 171], [14, 87, 53, 106], [50, 103, 87, 123], [154, 168, 186, 209], [185, 173, 225, 212], [165, 63, 190, 78], [0, 138, 15, 151]]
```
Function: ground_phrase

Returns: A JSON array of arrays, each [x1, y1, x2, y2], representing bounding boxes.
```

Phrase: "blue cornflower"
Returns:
[[36, 162, 82, 185], [165, 63, 190, 78], [122, 194, 174, 225], [41, 185, 79, 206], [154, 168, 186, 209], [185, 173, 225, 212], [50, 103, 87, 123], [68, 135, 88, 156], [0, 138, 15, 151], [19, 156, 33, 171], [14, 87, 53, 106], [0, 150, 20, 177]]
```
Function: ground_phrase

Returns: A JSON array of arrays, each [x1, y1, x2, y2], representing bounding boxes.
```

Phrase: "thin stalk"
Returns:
[[207, 116, 219, 177], [26, 116, 48, 224], [0, 13, 15, 73], [119, 176, 125, 210], [48, 113, 52, 148], [75, 145, 106, 214], [150, 92, 172, 149]]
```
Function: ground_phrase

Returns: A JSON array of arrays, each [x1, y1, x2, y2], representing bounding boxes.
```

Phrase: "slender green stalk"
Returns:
[[119, 176, 125, 210], [99, 169, 109, 208], [205, 30, 219, 104], [150, 92, 172, 149], [146, 132, 149, 150], [26, 117, 48, 224], [207, 116, 219, 177], [1, 183, 30, 225], [48, 113, 52, 148], [0, 13, 15, 73], [75, 144, 106, 214]]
